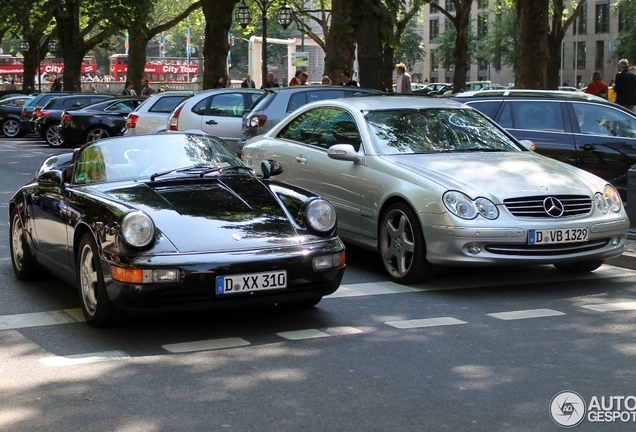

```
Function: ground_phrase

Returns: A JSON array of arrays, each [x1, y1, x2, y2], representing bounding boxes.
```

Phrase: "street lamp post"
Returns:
[[235, 1, 293, 88], [20, 38, 57, 93]]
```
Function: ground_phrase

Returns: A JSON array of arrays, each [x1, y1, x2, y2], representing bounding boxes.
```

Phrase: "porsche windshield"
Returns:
[[366, 108, 522, 155], [73, 133, 245, 184]]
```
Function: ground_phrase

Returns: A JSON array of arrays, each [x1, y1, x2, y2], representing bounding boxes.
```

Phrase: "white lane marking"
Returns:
[[582, 301, 636, 312], [162, 337, 250, 353], [487, 308, 565, 320], [39, 350, 129, 367], [277, 326, 363, 341], [328, 265, 636, 297], [385, 317, 467, 329], [0, 308, 84, 330]]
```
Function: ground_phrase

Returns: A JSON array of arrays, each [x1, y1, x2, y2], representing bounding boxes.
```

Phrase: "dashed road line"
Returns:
[[582, 301, 636, 312], [385, 317, 467, 329], [277, 326, 363, 341], [162, 337, 250, 353], [39, 350, 129, 367], [0, 308, 84, 330], [486, 308, 565, 320]]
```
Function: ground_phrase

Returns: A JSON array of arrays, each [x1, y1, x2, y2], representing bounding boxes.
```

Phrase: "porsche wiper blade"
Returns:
[[199, 166, 253, 177], [454, 148, 507, 152], [149, 165, 214, 181]]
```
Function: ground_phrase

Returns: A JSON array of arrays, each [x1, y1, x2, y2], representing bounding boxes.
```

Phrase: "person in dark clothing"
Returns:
[[340, 71, 358, 87], [241, 73, 255, 88], [262, 72, 280, 89], [613, 59, 636, 111], [121, 81, 136, 95]]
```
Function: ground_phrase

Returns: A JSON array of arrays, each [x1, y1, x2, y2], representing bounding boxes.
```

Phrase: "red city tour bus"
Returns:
[[109, 54, 199, 82], [0, 55, 98, 76]]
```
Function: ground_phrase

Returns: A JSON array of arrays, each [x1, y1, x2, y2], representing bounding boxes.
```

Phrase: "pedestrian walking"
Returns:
[[585, 71, 608, 100], [241, 74, 255, 88], [340, 71, 358, 87], [262, 72, 280, 89]]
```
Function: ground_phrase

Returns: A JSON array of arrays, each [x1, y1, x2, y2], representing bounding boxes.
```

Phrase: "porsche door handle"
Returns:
[[581, 143, 596, 151], [205, 119, 218, 125], [295, 155, 307, 164]]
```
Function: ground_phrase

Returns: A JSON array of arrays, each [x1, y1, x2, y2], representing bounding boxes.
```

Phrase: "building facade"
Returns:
[[413, 0, 626, 88]]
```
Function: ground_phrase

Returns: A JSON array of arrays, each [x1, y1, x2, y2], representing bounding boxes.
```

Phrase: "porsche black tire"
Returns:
[[553, 260, 604, 273], [2, 118, 24, 138], [379, 202, 435, 284], [77, 233, 126, 326], [45, 122, 65, 147], [9, 208, 38, 280]]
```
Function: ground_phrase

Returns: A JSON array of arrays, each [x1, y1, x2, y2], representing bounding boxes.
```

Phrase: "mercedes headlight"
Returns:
[[594, 185, 622, 214], [121, 211, 155, 247], [443, 191, 499, 220], [305, 199, 337, 232]]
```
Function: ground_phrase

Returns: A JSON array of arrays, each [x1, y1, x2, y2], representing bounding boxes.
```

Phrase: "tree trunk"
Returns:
[[323, 0, 357, 84], [200, 0, 239, 90], [516, 0, 549, 89], [128, 22, 151, 94], [353, 0, 385, 90], [452, 0, 472, 93], [55, 0, 83, 91]]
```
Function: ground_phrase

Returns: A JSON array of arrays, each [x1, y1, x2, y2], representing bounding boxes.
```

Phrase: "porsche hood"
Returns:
[[102, 177, 301, 253]]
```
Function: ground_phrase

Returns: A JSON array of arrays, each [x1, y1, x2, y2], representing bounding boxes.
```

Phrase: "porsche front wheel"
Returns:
[[77, 233, 125, 326], [379, 203, 434, 284], [10, 208, 38, 279]]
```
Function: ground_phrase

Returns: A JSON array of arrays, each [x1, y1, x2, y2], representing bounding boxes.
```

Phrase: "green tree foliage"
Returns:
[[476, 0, 517, 70], [394, 22, 426, 72], [615, 0, 636, 61]]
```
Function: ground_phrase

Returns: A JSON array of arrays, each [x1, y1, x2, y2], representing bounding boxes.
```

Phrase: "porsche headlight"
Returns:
[[443, 191, 499, 220], [121, 211, 155, 247], [305, 199, 337, 232], [594, 185, 622, 214]]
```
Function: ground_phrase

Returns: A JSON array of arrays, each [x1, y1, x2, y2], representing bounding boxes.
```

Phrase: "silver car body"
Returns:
[[167, 88, 263, 154], [124, 91, 193, 136], [243, 96, 628, 281]]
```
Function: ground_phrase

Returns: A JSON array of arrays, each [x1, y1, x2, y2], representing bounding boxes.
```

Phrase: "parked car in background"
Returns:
[[20, 92, 75, 134], [413, 83, 453, 96], [0, 95, 35, 138], [167, 88, 263, 155], [125, 91, 193, 136], [243, 96, 628, 283], [33, 94, 114, 146], [8, 133, 345, 326], [452, 89, 636, 198], [240, 85, 381, 153], [58, 97, 145, 146]]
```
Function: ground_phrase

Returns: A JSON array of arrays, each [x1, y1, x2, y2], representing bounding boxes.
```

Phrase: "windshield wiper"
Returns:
[[454, 148, 508, 152], [198, 166, 252, 177], [149, 164, 215, 181]]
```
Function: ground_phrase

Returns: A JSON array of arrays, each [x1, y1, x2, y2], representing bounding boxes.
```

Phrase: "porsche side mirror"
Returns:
[[518, 139, 536, 151], [261, 159, 283, 179], [37, 169, 64, 187], [327, 144, 362, 163]]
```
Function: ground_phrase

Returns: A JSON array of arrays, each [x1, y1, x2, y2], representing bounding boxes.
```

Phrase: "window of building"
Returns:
[[430, 51, 438, 73], [574, 41, 586, 70], [445, 0, 455, 12], [573, 3, 587, 35], [478, 59, 489, 71], [477, 13, 488, 36], [477, 0, 488, 9], [430, 0, 439, 14], [595, 1, 610, 34], [595, 41, 605, 71], [430, 18, 440, 41]]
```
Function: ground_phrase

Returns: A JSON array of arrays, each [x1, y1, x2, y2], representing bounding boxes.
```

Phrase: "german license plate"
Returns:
[[528, 227, 588, 245], [216, 270, 287, 295]]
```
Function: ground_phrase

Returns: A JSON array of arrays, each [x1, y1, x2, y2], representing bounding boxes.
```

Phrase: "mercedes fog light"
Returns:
[[467, 245, 482, 255], [611, 237, 621, 246]]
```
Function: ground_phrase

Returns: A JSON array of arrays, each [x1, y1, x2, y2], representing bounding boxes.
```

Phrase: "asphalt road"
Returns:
[[1, 137, 636, 431]]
